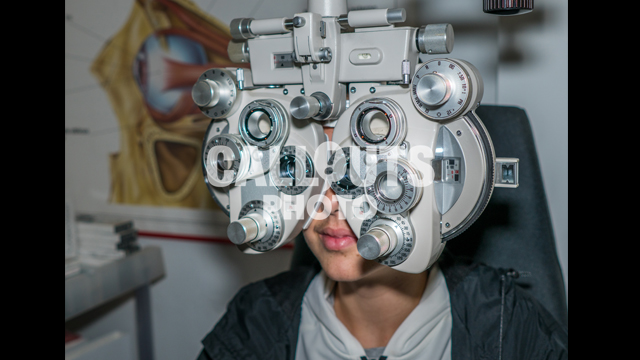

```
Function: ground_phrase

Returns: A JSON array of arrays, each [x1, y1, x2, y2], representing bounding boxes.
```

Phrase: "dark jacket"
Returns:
[[197, 253, 568, 359]]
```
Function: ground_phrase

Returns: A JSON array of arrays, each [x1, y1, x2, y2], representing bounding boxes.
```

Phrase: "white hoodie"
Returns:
[[295, 264, 452, 360]]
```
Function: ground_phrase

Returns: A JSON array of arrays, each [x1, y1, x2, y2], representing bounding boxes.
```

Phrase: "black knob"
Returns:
[[483, 0, 533, 15]]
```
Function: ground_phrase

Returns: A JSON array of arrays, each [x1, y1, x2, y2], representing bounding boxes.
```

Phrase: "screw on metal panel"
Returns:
[[350, 87, 356, 93], [283, 89, 288, 95], [292, 16, 305, 27], [369, 87, 376, 93], [445, 222, 450, 228], [300, 88, 305, 94], [456, 130, 462, 136]]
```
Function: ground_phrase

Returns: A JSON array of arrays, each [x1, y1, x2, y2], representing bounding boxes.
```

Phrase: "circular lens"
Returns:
[[216, 151, 234, 171], [280, 157, 295, 178], [203, 134, 249, 187], [279, 155, 303, 185], [239, 100, 289, 149], [246, 110, 272, 140], [335, 156, 359, 191], [359, 109, 390, 143], [376, 173, 404, 201], [328, 147, 367, 198], [364, 159, 423, 215], [350, 98, 406, 151], [337, 172, 358, 191], [270, 146, 314, 195]]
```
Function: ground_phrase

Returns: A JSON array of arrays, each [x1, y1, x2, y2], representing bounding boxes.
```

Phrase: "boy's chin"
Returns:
[[320, 256, 384, 283]]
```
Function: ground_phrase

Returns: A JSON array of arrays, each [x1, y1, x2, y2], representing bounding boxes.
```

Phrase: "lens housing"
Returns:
[[350, 98, 406, 152], [238, 100, 289, 149]]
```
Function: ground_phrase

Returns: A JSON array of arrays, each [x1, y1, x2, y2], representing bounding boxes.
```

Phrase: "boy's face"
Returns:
[[303, 126, 396, 282], [302, 187, 387, 282]]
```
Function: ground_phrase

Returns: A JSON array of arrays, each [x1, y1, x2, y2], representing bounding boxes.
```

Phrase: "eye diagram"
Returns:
[[68, 0, 242, 209]]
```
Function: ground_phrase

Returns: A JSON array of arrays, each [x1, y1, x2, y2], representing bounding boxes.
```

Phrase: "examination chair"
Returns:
[[289, 105, 569, 329]]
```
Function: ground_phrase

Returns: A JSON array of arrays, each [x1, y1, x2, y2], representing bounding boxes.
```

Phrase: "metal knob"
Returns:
[[416, 24, 454, 54], [357, 224, 397, 260], [230, 17, 255, 40], [416, 73, 451, 107], [290, 95, 321, 119], [483, 0, 533, 15], [192, 79, 223, 108], [227, 40, 250, 64], [193, 68, 240, 119], [227, 213, 268, 245]]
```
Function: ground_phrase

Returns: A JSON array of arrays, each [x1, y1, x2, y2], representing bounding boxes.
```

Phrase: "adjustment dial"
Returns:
[[359, 215, 415, 265], [358, 223, 398, 260], [227, 212, 270, 245], [236, 200, 284, 252], [415, 73, 451, 106], [290, 95, 321, 119], [364, 159, 423, 214], [411, 58, 482, 121], [203, 134, 251, 186], [193, 68, 241, 119]]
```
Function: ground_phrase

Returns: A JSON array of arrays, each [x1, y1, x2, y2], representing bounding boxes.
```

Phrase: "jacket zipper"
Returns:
[[499, 269, 530, 360]]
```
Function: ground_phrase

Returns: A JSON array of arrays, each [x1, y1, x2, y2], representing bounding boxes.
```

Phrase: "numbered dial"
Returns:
[[270, 145, 315, 195], [237, 200, 284, 252], [411, 59, 474, 121], [327, 147, 366, 199], [359, 215, 414, 266], [203, 134, 250, 187], [193, 68, 241, 119], [364, 159, 423, 214]]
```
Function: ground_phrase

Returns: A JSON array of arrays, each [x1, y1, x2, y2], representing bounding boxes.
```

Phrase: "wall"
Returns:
[[65, 0, 567, 359], [496, 0, 569, 300]]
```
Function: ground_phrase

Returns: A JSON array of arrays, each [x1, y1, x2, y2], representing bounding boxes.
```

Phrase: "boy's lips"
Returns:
[[318, 227, 358, 251]]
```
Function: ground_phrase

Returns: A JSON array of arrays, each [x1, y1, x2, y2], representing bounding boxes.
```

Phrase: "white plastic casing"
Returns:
[[202, 71, 325, 253]]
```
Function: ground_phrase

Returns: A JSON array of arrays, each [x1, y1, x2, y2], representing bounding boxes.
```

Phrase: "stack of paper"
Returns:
[[75, 214, 140, 267]]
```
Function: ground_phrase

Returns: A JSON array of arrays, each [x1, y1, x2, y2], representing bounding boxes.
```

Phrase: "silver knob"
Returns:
[[227, 40, 250, 64], [193, 68, 241, 119], [227, 213, 268, 245], [416, 73, 451, 107], [230, 18, 255, 40], [290, 96, 321, 119], [192, 79, 223, 108], [416, 24, 454, 55], [357, 224, 397, 260]]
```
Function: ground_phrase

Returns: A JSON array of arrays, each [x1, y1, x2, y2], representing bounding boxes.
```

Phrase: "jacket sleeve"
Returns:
[[196, 266, 317, 360], [501, 273, 568, 359], [198, 284, 265, 360]]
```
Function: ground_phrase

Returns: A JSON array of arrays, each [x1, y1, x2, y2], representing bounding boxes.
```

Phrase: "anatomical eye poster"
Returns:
[[66, 0, 237, 239]]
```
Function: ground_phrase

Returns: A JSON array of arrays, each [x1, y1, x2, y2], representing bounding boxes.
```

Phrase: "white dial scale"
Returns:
[[411, 58, 480, 121]]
